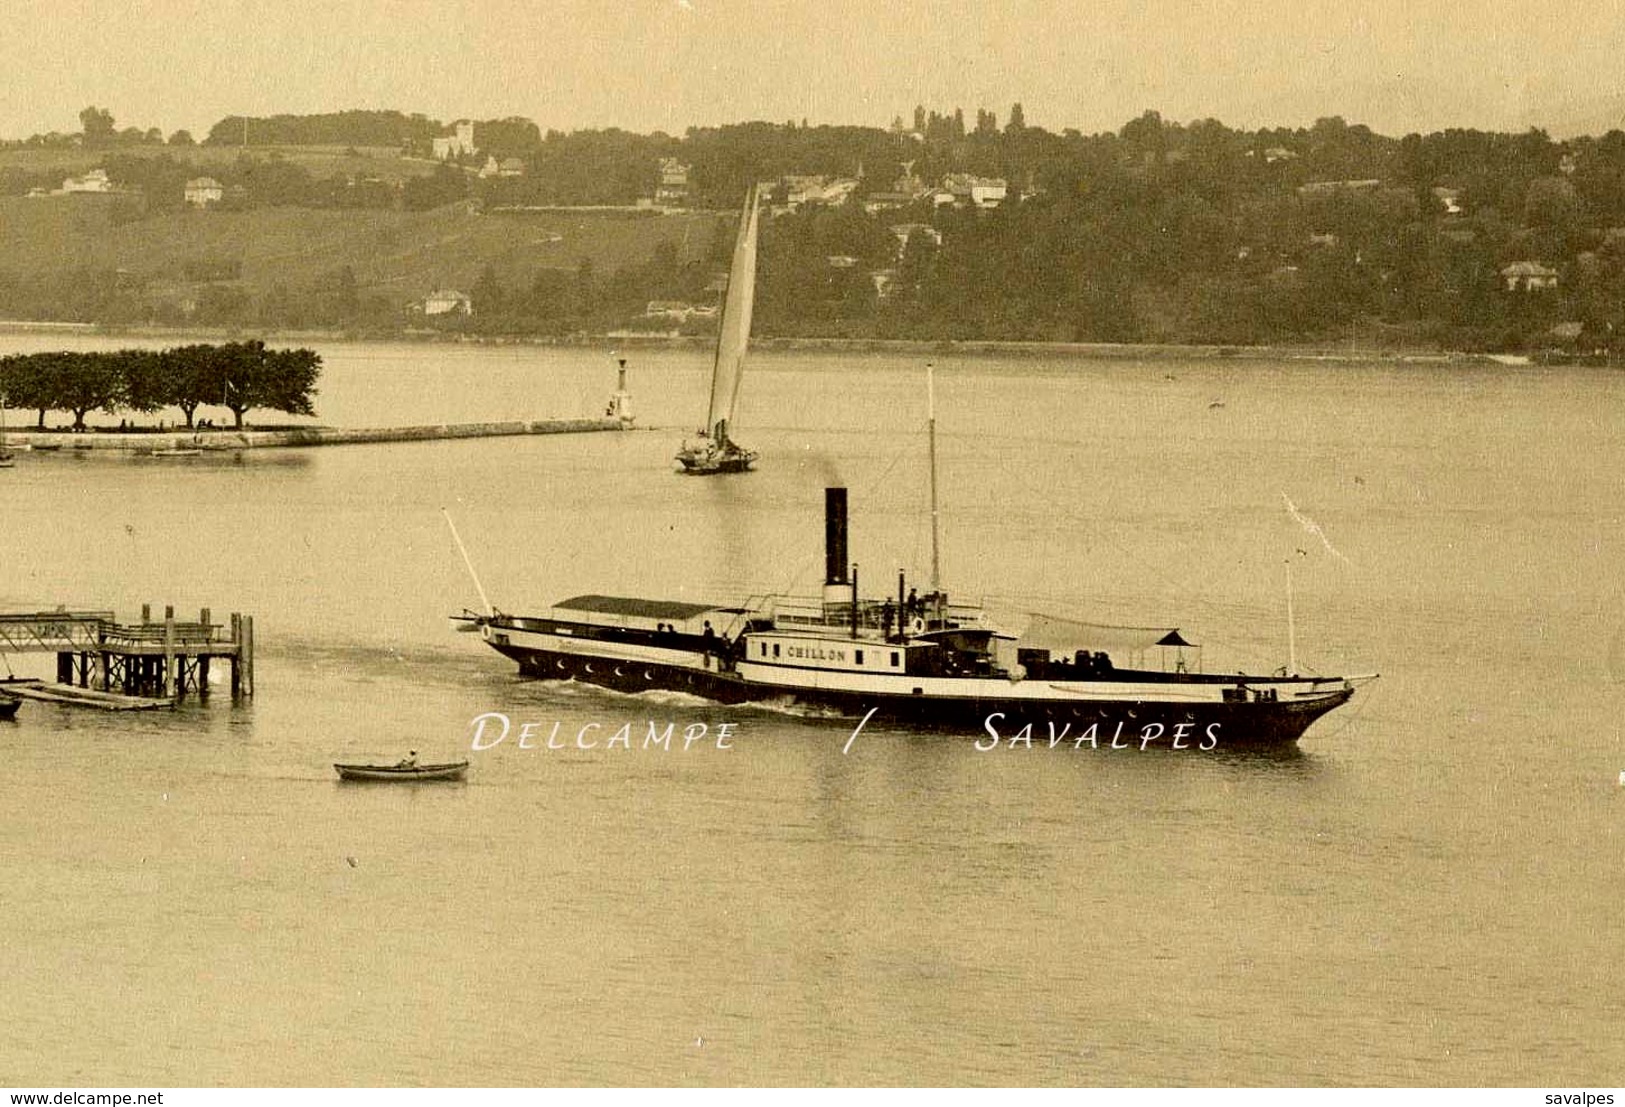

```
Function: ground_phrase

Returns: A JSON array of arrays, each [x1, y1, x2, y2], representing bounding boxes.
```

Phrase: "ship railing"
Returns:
[[763, 596, 992, 636]]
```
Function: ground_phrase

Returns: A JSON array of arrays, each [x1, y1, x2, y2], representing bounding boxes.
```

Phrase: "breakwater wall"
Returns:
[[5, 418, 629, 452]]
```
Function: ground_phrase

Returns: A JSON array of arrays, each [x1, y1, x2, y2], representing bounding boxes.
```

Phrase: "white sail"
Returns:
[[703, 185, 760, 442]]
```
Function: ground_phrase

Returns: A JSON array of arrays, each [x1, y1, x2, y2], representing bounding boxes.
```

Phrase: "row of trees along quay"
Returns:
[[0, 342, 319, 430]]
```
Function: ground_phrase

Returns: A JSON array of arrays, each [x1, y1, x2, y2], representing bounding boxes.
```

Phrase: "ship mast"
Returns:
[[1285, 557, 1298, 677], [443, 509, 494, 618], [927, 362, 940, 597]]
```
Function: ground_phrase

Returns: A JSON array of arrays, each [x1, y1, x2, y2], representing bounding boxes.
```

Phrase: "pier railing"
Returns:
[[0, 605, 254, 700], [0, 611, 116, 652]]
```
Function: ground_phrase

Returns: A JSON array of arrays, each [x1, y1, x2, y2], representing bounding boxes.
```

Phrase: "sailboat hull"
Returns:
[[675, 448, 757, 474]]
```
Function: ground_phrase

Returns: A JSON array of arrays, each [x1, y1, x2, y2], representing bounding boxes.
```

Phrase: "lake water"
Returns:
[[2, 337, 1622, 1086]]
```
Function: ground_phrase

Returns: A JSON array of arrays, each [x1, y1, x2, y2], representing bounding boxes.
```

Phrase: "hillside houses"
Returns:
[[655, 159, 690, 207], [478, 156, 525, 179], [1500, 261, 1559, 292], [890, 223, 941, 256], [413, 289, 474, 316], [61, 168, 113, 194], [938, 173, 1007, 209], [1431, 186, 1464, 215], [775, 174, 860, 210], [184, 177, 224, 206], [432, 121, 476, 161], [643, 300, 717, 322]]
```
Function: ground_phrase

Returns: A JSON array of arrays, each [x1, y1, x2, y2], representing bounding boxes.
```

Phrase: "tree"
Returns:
[[471, 264, 507, 318], [79, 106, 115, 145], [1007, 102, 1026, 135], [403, 162, 468, 210], [0, 353, 58, 427], [54, 352, 126, 430], [152, 345, 228, 427], [168, 129, 195, 146], [1120, 110, 1167, 164], [213, 341, 320, 428], [117, 349, 168, 417]]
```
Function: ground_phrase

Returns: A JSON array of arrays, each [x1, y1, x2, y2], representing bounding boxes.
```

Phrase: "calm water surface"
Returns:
[[1, 339, 1622, 1085]]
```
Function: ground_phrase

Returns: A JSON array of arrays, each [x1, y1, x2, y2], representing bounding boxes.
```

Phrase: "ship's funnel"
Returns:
[[824, 487, 848, 586]]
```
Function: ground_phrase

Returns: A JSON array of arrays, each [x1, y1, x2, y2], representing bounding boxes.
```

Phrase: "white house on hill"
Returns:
[[432, 121, 477, 161], [420, 289, 474, 315], [62, 168, 112, 194], [184, 177, 224, 206], [1500, 261, 1559, 292]]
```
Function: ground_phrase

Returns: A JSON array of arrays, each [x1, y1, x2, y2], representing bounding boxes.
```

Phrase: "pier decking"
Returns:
[[0, 606, 254, 702], [0, 680, 172, 711]]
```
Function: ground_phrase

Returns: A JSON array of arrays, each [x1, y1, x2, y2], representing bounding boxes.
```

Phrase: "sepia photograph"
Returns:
[[2, 0, 1622, 1092]]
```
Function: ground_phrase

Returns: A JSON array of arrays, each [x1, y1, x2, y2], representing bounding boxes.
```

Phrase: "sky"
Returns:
[[3, 0, 1624, 141]]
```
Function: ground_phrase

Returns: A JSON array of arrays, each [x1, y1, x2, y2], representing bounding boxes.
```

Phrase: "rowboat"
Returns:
[[333, 760, 468, 782]]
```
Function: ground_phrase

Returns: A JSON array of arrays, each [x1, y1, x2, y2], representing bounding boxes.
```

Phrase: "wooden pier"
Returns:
[[0, 606, 254, 703]]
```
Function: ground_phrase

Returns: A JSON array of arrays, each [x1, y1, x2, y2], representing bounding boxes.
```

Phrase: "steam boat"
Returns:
[[455, 486, 1373, 748]]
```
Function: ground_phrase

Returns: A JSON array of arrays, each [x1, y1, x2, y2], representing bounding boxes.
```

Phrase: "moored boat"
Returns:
[[0, 694, 20, 720], [334, 759, 468, 782]]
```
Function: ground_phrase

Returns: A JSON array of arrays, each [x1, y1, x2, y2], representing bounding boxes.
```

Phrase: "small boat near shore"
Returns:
[[334, 759, 468, 782], [0, 694, 20, 720]]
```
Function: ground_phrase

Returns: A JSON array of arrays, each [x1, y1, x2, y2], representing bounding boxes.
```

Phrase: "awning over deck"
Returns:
[[1012, 612, 1198, 656], [554, 595, 726, 621]]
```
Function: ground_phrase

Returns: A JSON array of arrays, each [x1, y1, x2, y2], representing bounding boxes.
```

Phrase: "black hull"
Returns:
[[489, 643, 1349, 748]]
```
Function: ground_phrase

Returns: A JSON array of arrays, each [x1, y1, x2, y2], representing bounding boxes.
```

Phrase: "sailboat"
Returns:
[[456, 366, 1377, 749], [675, 185, 761, 475]]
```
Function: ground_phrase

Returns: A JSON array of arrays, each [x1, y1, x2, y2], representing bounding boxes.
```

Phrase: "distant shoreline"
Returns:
[[0, 319, 1537, 366]]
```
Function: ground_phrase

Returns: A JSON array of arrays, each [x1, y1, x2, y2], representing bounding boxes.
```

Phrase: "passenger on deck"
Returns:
[[702, 621, 716, 654]]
